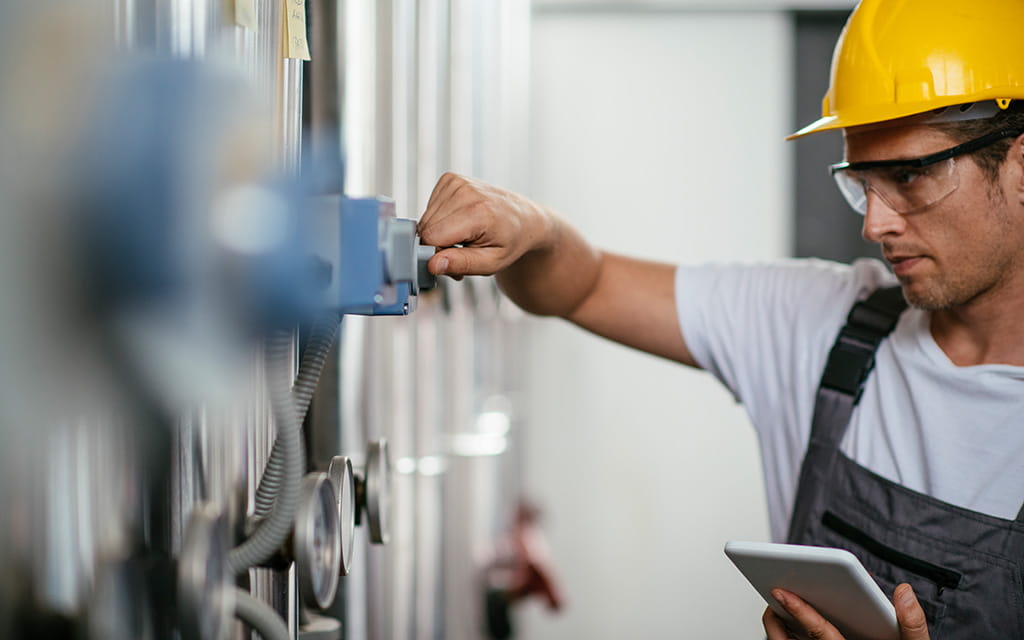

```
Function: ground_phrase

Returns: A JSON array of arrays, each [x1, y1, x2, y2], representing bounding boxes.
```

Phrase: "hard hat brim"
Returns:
[[788, 96, 1020, 141], [786, 115, 840, 140]]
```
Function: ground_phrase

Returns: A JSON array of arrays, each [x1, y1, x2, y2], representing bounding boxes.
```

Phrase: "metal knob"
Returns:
[[416, 244, 437, 293], [354, 439, 391, 545], [294, 473, 342, 610], [326, 455, 356, 575], [178, 503, 233, 640]]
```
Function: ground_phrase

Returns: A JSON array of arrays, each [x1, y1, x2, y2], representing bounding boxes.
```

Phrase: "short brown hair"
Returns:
[[932, 103, 1024, 183]]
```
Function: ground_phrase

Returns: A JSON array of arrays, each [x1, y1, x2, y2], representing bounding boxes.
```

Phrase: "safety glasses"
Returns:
[[830, 128, 1023, 215]]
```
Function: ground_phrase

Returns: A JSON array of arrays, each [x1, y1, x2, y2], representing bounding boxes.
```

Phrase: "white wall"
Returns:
[[521, 9, 794, 639]]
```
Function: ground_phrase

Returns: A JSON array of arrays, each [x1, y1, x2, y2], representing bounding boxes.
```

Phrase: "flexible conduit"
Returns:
[[253, 311, 341, 518], [228, 329, 304, 573], [234, 588, 290, 640]]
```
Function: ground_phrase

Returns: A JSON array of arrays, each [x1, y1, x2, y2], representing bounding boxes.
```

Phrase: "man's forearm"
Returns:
[[495, 214, 603, 318]]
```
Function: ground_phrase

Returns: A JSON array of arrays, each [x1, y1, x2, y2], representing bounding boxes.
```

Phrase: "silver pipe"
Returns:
[[417, 0, 451, 204], [341, 0, 378, 196], [310, 0, 345, 193]]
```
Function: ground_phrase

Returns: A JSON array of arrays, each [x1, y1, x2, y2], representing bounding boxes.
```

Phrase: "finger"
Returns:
[[771, 589, 844, 640], [763, 606, 796, 640], [419, 173, 458, 229], [422, 172, 460, 214], [421, 172, 474, 224], [894, 584, 930, 640], [418, 203, 489, 249], [429, 246, 508, 277]]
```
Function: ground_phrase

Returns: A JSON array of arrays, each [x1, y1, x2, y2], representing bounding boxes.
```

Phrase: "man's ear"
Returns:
[[1014, 133, 1024, 203]]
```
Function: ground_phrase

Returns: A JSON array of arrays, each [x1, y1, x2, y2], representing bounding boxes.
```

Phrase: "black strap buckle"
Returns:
[[818, 286, 907, 403], [821, 336, 877, 400]]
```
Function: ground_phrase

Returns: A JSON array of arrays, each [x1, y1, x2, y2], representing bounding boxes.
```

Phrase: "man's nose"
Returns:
[[861, 190, 905, 244]]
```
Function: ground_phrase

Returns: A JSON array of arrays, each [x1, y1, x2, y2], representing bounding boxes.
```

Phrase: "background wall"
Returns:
[[520, 8, 796, 639]]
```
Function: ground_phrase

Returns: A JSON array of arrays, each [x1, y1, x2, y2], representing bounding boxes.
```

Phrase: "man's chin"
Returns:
[[899, 280, 958, 312]]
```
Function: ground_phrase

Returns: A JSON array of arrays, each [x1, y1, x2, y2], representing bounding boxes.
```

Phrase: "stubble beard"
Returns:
[[900, 187, 1017, 311], [900, 251, 1013, 311], [901, 272, 975, 311]]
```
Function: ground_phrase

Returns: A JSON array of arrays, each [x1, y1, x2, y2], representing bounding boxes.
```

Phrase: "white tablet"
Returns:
[[724, 541, 899, 640]]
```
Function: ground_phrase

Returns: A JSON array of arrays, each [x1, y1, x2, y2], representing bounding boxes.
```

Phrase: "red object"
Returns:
[[504, 501, 565, 611]]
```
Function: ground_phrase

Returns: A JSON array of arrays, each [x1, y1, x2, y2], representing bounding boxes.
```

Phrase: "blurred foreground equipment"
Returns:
[[0, 2, 536, 639]]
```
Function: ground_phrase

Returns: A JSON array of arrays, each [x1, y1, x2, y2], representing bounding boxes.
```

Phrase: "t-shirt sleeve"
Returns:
[[674, 258, 895, 442]]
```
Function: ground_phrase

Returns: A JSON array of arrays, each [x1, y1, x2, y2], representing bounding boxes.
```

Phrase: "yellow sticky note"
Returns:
[[235, 0, 257, 30], [284, 0, 310, 60]]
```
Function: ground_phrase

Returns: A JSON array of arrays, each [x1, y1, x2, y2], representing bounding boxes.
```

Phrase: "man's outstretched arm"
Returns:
[[417, 172, 697, 366]]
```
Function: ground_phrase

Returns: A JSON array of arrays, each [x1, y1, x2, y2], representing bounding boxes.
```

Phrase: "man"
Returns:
[[418, 1, 1024, 638]]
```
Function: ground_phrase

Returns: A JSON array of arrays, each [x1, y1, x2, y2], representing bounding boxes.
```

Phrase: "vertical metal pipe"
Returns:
[[413, 295, 448, 640], [309, 0, 344, 194], [417, 0, 450, 203], [305, 0, 344, 478], [112, 0, 136, 49], [448, 0, 474, 175], [305, 3, 350, 632], [280, 57, 304, 172], [334, 1, 381, 636], [380, 2, 422, 634], [414, 4, 450, 637], [342, 0, 378, 196], [382, 316, 417, 640], [374, 0, 395, 197], [340, 315, 370, 640]]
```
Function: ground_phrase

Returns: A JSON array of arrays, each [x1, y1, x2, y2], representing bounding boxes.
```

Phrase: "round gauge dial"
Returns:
[[295, 472, 341, 609]]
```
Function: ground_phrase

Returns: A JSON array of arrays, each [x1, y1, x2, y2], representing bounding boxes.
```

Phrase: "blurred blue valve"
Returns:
[[308, 195, 435, 316]]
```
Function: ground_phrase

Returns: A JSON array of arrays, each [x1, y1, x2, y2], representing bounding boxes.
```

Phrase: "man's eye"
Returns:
[[894, 169, 920, 184], [882, 166, 927, 185]]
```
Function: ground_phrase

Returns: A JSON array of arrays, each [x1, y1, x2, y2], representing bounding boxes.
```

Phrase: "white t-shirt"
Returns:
[[675, 258, 1024, 542]]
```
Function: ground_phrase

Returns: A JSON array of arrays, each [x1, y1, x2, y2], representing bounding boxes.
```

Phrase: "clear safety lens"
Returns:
[[832, 157, 958, 215]]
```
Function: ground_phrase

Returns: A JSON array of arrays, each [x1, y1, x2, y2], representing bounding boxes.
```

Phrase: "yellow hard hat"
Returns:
[[789, 0, 1024, 139]]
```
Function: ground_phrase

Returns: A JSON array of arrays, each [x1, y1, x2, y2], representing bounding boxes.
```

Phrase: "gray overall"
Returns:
[[786, 286, 1024, 638]]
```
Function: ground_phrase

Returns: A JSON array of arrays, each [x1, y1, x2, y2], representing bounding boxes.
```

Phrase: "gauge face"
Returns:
[[295, 473, 341, 609], [310, 486, 335, 595], [328, 456, 356, 575]]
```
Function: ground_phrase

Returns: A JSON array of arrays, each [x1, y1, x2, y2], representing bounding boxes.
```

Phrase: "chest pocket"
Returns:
[[818, 508, 1024, 640]]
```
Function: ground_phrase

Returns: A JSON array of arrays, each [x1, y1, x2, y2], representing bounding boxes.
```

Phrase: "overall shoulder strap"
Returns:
[[809, 285, 908, 448], [787, 285, 908, 543]]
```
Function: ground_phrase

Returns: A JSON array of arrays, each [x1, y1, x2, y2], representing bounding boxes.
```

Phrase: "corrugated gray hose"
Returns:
[[228, 329, 305, 573], [234, 588, 289, 640], [253, 311, 341, 519]]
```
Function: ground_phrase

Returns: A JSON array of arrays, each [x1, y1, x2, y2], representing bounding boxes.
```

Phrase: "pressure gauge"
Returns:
[[178, 503, 233, 640], [327, 456, 356, 575], [294, 472, 341, 609], [355, 439, 391, 545]]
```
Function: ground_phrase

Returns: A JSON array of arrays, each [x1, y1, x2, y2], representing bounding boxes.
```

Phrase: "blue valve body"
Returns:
[[324, 196, 415, 316]]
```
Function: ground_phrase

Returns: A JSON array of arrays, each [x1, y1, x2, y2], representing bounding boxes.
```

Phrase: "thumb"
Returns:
[[894, 584, 930, 640], [428, 245, 507, 278]]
